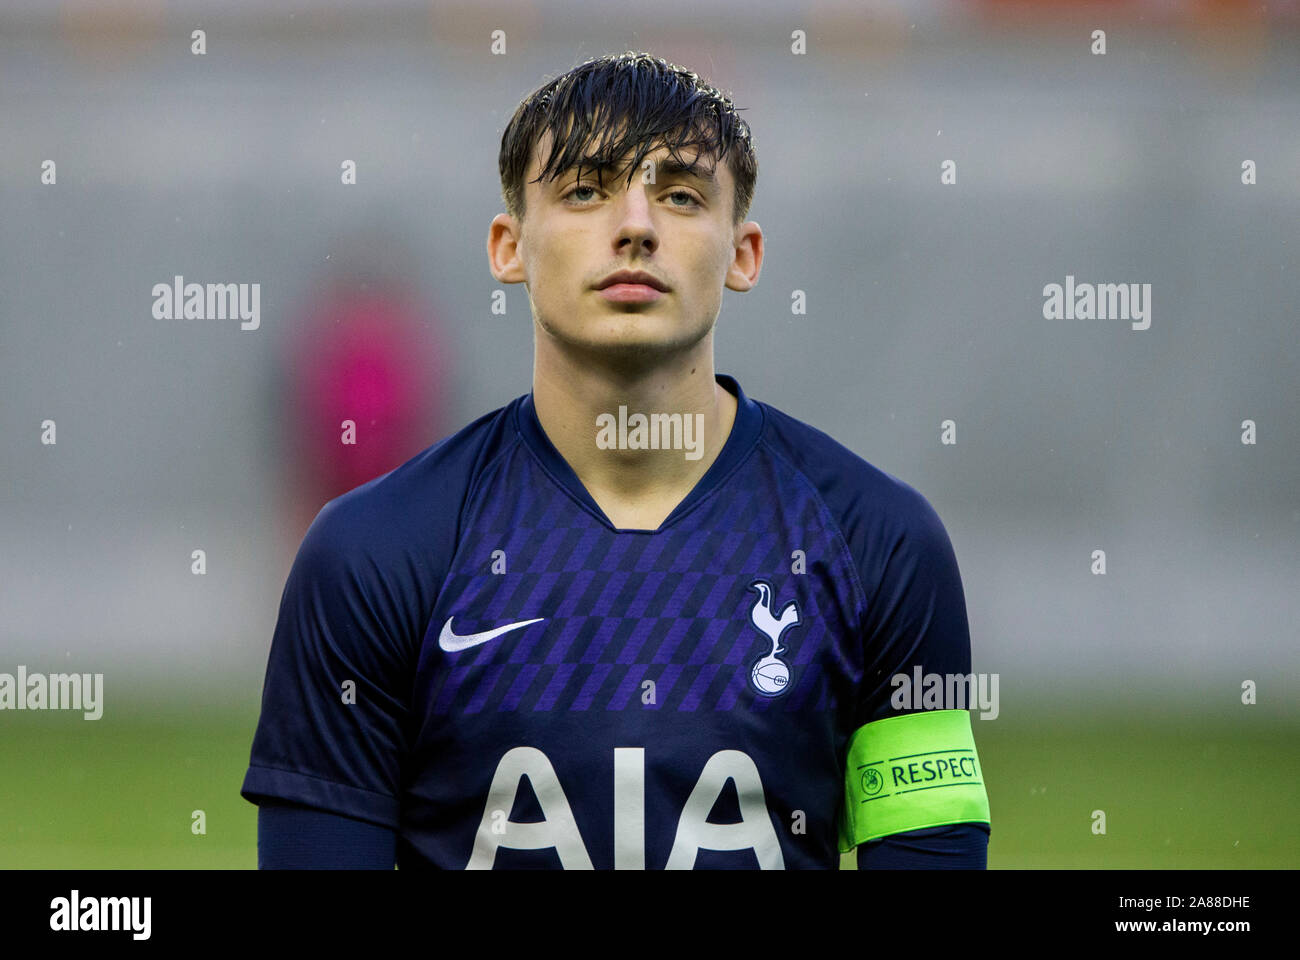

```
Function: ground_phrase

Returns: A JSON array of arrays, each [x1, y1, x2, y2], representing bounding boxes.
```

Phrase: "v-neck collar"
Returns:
[[514, 373, 764, 534]]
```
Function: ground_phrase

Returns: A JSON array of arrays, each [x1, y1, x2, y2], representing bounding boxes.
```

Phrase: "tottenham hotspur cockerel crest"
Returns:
[[747, 580, 801, 697]]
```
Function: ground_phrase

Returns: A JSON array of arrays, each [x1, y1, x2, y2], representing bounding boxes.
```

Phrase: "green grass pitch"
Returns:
[[2, 706, 1294, 869]]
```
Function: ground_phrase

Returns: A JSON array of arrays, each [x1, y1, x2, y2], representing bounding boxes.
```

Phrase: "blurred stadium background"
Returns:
[[1, 0, 1297, 868]]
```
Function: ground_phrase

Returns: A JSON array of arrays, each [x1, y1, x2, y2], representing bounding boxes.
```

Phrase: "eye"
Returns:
[[562, 182, 601, 204], [561, 182, 700, 208]]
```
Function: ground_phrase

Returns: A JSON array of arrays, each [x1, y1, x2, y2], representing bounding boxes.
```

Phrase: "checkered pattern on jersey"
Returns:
[[418, 439, 863, 718]]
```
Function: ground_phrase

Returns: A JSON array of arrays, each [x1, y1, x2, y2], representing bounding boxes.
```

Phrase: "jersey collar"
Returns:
[[515, 373, 764, 533]]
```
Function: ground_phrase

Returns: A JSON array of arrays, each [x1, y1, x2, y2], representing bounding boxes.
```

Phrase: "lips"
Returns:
[[595, 270, 669, 292], [599, 282, 664, 303]]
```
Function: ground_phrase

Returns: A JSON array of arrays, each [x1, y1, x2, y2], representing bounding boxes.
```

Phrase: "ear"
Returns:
[[487, 213, 528, 284], [724, 221, 763, 292]]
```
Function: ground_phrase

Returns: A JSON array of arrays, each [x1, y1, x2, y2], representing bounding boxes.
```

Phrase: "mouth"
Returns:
[[597, 283, 665, 303], [594, 270, 669, 303]]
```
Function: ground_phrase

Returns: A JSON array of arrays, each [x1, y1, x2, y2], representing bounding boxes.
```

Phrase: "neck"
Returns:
[[531, 334, 738, 503]]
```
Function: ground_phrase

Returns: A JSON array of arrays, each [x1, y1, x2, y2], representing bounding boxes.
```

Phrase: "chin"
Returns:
[[552, 318, 711, 362]]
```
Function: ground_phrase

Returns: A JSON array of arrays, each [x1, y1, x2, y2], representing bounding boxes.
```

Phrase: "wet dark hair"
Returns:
[[498, 51, 757, 226]]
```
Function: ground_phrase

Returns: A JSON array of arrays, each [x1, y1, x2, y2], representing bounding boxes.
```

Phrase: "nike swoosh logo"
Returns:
[[438, 616, 545, 652]]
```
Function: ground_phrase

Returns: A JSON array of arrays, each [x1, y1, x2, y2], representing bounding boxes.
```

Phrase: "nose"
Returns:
[[613, 184, 658, 257]]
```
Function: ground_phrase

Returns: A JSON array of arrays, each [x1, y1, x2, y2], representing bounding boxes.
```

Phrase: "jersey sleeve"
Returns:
[[257, 801, 397, 869], [857, 822, 989, 869], [857, 490, 974, 724], [240, 496, 423, 829], [839, 485, 992, 851]]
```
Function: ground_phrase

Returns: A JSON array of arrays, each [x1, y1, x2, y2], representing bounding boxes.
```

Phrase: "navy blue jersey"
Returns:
[[241, 374, 981, 868]]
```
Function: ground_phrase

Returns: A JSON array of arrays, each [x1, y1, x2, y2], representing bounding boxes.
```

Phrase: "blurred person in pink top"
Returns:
[[279, 265, 449, 552]]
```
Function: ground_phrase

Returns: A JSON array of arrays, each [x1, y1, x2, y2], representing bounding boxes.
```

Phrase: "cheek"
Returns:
[[531, 230, 586, 298], [697, 238, 732, 293], [702, 231, 731, 277]]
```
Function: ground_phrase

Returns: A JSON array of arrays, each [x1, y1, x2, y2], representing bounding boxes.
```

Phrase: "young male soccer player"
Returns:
[[242, 52, 991, 869]]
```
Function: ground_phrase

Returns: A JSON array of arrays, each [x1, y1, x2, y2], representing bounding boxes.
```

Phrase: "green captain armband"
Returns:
[[838, 709, 991, 852]]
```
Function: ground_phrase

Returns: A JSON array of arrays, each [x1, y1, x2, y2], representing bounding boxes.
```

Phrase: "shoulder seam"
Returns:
[[754, 423, 870, 625], [459, 425, 527, 545], [409, 403, 525, 665]]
